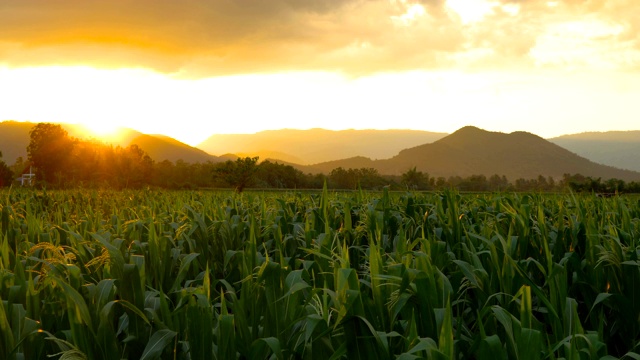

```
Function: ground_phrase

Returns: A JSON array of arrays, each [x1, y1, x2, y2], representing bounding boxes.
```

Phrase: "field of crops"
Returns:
[[0, 188, 639, 359]]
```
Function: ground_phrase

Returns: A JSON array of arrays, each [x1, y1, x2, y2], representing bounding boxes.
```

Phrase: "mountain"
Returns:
[[310, 127, 640, 181], [5, 121, 639, 181], [0, 121, 220, 164], [197, 129, 448, 164], [128, 134, 218, 163], [549, 131, 640, 172], [64, 124, 218, 163]]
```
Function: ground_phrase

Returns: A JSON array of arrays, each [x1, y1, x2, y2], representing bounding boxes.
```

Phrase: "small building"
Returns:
[[16, 166, 35, 186]]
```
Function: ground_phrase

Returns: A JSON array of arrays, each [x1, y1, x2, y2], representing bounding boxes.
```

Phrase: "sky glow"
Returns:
[[1, 0, 639, 145]]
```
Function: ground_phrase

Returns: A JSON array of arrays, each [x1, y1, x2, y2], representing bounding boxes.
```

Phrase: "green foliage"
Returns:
[[329, 167, 387, 189], [0, 188, 639, 358], [255, 160, 308, 189], [24, 123, 156, 188], [27, 123, 75, 184], [401, 167, 430, 190], [214, 156, 259, 192]]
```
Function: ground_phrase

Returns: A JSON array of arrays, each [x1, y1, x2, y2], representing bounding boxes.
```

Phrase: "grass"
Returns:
[[0, 187, 639, 359]]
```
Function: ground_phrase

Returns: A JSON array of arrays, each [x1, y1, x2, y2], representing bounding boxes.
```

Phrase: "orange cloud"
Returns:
[[1, 0, 638, 77]]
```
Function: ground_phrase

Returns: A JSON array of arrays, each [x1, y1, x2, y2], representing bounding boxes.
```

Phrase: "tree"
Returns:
[[214, 156, 259, 192], [356, 168, 387, 189], [561, 173, 587, 191], [401, 167, 430, 190], [328, 167, 387, 190], [0, 151, 14, 187], [114, 144, 154, 188], [68, 139, 103, 185], [9, 156, 27, 179], [255, 160, 308, 188], [604, 178, 625, 193], [329, 167, 352, 189], [27, 123, 75, 184], [435, 177, 447, 189], [488, 174, 509, 191]]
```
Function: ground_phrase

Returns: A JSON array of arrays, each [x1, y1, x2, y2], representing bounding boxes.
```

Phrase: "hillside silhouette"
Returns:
[[3, 121, 639, 182], [0, 121, 220, 164], [309, 127, 640, 181], [128, 134, 218, 163]]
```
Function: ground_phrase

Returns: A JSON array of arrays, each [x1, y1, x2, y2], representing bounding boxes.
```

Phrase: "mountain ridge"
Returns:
[[2, 121, 639, 182], [0, 121, 220, 164], [306, 126, 640, 181]]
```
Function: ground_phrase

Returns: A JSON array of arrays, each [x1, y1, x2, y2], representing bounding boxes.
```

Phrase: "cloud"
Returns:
[[1, 0, 638, 77]]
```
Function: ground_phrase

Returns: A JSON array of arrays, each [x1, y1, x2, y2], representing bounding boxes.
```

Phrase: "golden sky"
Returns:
[[1, 0, 639, 145]]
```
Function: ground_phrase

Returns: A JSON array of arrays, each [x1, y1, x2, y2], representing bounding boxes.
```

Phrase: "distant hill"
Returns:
[[5, 121, 639, 181], [549, 131, 640, 172], [0, 121, 33, 164], [310, 127, 640, 181], [65, 125, 218, 163], [129, 134, 218, 163], [197, 129, 448, 165], [0, 121, 220, 164]]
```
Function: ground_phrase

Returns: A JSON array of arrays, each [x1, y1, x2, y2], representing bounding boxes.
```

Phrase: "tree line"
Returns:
[[1, 123, 639, 193]]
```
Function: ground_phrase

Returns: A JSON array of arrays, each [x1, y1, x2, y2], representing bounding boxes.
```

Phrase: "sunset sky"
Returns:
[[1, 0, 639, 146]]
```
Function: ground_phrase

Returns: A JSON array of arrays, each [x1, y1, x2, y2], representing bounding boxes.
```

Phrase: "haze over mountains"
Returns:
[[549, 131, 640, 173], [1, 120, 639, 181], [197, 129, 448, 165]]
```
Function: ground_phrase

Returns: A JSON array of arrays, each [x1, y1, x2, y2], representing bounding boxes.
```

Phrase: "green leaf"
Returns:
[[186, 301, 213, 360], [588, 293, 612, 318], [402, 337, 438, 357], [113, 300, 151, 327], [477, 335, 507, 360], [0, 298, 15, 358], [621, 352, 640, 360], [217, 314, 236, 359], [51, 277, 93, 328], [438, 299, 454, 359], [250, 337, 283, 360], [139, 329, 177, 360], [171, 252, 200, 292], [517, 328, 542, 360]]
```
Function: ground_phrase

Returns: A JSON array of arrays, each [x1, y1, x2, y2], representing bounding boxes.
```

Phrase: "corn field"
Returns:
[[0, 187, 639, 359]]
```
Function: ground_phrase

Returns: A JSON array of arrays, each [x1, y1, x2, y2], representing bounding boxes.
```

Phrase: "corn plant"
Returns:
[[0, 188, 639, 359]]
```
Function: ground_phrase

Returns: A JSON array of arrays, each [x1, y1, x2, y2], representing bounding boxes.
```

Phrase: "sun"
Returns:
[[446, 0, 498, 24], [72, 121, 127, 143], [84, 122, 122, 138]]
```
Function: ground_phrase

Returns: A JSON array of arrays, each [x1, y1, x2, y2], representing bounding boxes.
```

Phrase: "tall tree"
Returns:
[[214, 156, 259, 192], [401, 167, 430, 190], [114, 144, 154, 188], [256, 160, 308, 188], [27, 123, 75, 184]]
